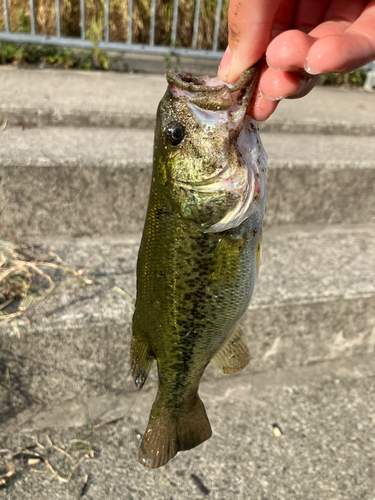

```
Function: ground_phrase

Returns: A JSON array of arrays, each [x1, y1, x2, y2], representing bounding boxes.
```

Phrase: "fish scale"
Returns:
[[131, 67, 267, 468]]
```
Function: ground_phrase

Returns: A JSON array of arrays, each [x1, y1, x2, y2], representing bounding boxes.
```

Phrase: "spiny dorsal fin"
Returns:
[[130, 325, 154, 390], [211, 326, 250, 374]]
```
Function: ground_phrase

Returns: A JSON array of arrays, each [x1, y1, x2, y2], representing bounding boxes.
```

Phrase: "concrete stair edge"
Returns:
[[1, 223, 374, 418]]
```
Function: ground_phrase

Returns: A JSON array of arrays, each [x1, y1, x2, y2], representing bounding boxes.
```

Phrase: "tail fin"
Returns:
[[138, 393, 212, 469]]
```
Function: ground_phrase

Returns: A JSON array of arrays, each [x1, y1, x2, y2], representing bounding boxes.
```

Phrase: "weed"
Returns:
[[17, 8, 30, 33], [0, 42, 111, 70], [0, 236, 89, 326], [0, 434, 94, 488], [2, 0, 229, 50], [319, 70, 367, 87]]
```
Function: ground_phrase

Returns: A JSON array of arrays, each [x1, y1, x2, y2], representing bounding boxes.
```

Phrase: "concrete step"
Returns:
[[1, 223, 374, 419], [1, 353, 374, 499], [1, 127, 374, 239], [1, 67, 375, 134]]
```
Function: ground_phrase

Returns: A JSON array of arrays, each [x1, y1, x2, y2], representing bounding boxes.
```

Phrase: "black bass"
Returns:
[[131, 67, 267, 468]]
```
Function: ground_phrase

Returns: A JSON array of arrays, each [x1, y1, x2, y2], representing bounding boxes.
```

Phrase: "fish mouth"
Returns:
[[166, 67, 259, 132]]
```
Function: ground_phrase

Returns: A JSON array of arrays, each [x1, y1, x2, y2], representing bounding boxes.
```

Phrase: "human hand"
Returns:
[[218, 0, 375, 121]]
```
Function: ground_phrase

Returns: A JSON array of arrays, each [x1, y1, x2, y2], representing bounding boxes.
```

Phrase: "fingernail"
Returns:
[[261, 75, 308, 101], [304, 58, 320, 75], [260, 89, 283, 102], [265, 56, 281, 71], [218, 46, 232, 80]]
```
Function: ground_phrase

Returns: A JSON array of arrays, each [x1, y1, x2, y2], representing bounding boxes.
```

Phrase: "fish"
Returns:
[[131, 66, 268, 469]]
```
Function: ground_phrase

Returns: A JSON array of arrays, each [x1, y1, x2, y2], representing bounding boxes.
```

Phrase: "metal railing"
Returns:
[[0, 0, 225, 60], [364, 62, 375, 92], [0, 0, 374, 85]]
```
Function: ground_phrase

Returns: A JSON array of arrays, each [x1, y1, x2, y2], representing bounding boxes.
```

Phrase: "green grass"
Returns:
[[318, 70, 367, 87], [0, 42, 110, 70]]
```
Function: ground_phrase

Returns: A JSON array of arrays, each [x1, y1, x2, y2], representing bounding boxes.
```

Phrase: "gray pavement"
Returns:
[[1, 67, 375, 133], [1, 353, 374, 499]]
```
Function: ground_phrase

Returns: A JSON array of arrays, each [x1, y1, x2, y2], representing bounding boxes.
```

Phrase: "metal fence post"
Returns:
[[55, 0, 61, 37], [3, 0, 10, 32], [104, 0, 110, 42], [29, 0, 36, 35], [80, 0, 85, 40], [0, 0, 224, 60], [127, 0, 133, 44], [364, 62, 375, 92]]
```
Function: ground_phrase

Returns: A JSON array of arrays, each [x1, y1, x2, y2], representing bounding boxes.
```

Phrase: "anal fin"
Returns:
[[130, 325, 154, 390], [211, 326, 250, 374]]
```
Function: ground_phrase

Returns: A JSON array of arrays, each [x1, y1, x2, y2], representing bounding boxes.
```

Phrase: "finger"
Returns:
[[292, 0, 331, 32], [272, 0, 298, 38], [285, 75, 320, 99], [266, 0, 371, 71], [307, 20, 351, 39], [306, 31, 375, 75], [259, 66, 314, 100], [248, 89, 279, 121], [266, 29, 316, 71], [247, 60, 279, 121], [248, 71, 319, 120], [218, 0, 281, 82], [308, 0, 369, 39], [323, 0, 369, 24], [305, 1, 375, 75]]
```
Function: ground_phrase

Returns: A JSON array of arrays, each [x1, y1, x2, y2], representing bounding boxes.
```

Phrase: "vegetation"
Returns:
[[0, 0, 229, 50], [319, 70, 367, 87], [0, 41, 110, 69], [0, 39, 367, 87], [0, 3, 368, 85], [0, 237, 90, 326]]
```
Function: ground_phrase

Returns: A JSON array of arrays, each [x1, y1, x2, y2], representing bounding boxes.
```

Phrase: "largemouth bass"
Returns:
[[131, 67, 267, 468]]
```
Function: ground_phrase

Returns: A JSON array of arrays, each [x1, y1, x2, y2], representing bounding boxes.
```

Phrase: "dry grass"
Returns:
[[0, 417, 124, 489], [1, 0, 229, 50], [0, 229, 89, 326], [0, 434, 94, 488]]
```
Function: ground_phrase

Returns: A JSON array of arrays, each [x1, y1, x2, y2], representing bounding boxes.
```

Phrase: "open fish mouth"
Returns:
[[166, 67, 258, 134]]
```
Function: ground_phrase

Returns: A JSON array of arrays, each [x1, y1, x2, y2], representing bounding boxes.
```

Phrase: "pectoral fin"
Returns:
[[130, 325, 154, 390], [211, 326, 250, 374]]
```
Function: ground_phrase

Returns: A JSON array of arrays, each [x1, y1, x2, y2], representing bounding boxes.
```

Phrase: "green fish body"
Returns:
[[131, 68, 268, 468]]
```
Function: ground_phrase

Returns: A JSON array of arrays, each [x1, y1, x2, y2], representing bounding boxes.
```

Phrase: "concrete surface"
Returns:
[[1, 67, 375, 134], [1, 352, 374, 499], [1, 223, 374, 419], [1, 66, 375, 499], [1, 127, 374, 239], [104, 51, 223, 76]]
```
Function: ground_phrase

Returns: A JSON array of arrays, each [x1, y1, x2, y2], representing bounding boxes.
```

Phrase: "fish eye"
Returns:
[[166, 121, 185, 146]]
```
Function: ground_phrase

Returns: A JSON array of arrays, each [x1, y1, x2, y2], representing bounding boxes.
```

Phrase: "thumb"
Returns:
[[218, 0, 280, 82]]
